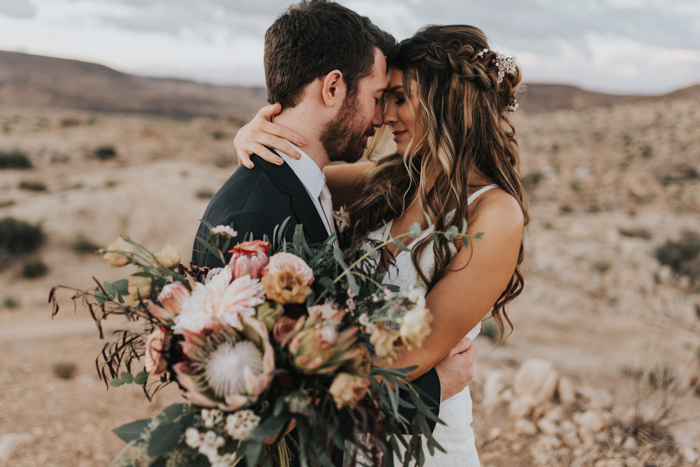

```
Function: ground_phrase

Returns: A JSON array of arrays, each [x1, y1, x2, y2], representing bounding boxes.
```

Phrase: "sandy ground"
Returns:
[[1, 104, 699, 466]]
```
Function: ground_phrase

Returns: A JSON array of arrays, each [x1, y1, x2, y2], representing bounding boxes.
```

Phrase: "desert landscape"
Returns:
[[0, 51, 699, 467]]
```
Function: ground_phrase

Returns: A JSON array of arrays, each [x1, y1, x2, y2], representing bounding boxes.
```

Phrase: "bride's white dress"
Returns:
[[366, 184, 497, 467]]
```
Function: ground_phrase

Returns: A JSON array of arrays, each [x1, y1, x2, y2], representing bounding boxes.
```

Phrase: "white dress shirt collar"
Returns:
[[273, 141, 325, 200]]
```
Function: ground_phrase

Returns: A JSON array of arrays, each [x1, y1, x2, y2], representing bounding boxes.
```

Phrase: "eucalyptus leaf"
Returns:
[[109, 378, 124, 387], [249, 413, 291, 441], [113, 418, 151, 443], [391, 236, 409, 252], [462, 235, 470, 250], [430, 232, 440, 248], [244, 440, 263, 467], [134, 371, 150, 385], [461, 218, 468, 235], [423, 211, 433, 228], [408, 222, 421, 239], [112, 279, 129, 294], [120, 372, 134, 384], [474, 232, 484, 241], [445, 226, 459, 240], [199, 218, 215, 233], [103, 281, 117, 296]]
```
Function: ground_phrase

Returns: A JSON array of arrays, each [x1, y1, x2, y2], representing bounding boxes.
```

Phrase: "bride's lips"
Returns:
[[392, 130, 407, 142]]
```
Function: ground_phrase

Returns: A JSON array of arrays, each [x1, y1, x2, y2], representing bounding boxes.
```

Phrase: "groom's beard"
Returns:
[[321, 94, 376, 164]]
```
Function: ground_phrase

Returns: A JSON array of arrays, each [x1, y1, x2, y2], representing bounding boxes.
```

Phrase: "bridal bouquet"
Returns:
[[50, 219, 475, 467]]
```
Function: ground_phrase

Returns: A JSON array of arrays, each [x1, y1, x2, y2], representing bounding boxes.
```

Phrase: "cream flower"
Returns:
[[329, 373, 370, 410], [307, 302, 341, 321], [103, 236, 132, 268], [369, 323, 401, 361], [173, 267, 264, 334], [212, 225, 238, 238], [264, 252, 314, 285], [154, 243, 181, 269], [399, 306, 432, 349], [128, 272, 153, 301], [262, 270, 312, 305], [225, 409, 261, 440]]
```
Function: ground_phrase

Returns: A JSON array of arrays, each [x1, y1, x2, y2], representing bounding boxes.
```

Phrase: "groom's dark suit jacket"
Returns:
[[191, 153, 441, 438]]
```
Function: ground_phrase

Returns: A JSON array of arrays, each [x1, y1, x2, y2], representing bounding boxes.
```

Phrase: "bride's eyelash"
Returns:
[[396, 96, 405, 105]]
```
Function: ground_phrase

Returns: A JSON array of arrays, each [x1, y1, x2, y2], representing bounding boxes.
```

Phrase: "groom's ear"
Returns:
[[321, 70, 346, 108]]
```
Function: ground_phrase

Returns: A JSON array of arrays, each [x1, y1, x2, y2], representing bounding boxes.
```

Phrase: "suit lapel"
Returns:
[[253, 154, 329, 245]]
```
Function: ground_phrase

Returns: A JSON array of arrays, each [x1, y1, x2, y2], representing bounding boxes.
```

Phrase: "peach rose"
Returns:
[[103, 236, 132, 268], [272, 316, 300, 344], [264, 252, 314, 285], [369, 323, 401, 361], [154, 243, 181, 269], [262, 270, 312, 305], [128, 272, 153, 301], [145, 328, 170, 376], [329, 373, 370, 410], [399, 306, 432, 349]]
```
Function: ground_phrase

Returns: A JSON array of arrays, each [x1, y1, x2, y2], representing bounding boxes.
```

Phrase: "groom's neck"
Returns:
[[273, 105, 330, 170]]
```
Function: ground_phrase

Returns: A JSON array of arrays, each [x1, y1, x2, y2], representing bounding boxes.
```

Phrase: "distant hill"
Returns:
[[0, 50, 698, 117], [0, 50, 268, 119]]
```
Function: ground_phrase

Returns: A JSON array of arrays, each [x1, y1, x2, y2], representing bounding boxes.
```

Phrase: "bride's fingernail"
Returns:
[[295, 152, 302, 159], [276, 158, 284, 165], [298, 138, 306, 146]]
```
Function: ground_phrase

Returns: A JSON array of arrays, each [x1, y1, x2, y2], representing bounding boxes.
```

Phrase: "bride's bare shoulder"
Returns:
[[468, 187, 525, 235]]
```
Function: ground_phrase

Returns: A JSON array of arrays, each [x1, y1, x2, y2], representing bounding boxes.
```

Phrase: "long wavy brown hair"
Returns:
[[347, 25, 528, 343]]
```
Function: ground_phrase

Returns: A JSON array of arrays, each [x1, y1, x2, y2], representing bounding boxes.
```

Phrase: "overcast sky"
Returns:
[[1, 0, 699, 94]]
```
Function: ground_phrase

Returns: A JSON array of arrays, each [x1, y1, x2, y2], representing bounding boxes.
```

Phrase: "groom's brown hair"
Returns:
[[264, 0, 396, 109]]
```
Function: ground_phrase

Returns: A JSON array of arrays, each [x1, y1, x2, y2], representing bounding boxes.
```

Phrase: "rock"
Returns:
[[537, 418, 560, 437], [558, 376, 576, 405], [538, 435, 562, 448], [482, 371, 506, 407], [682, 447, 699, 463], [0, 434, 32, 462], [577, 386, 612, 409], [594, 460, 623, 467], [487, 427, 501, 441], [574, 410, 606, 433], [622, 437, 637, 450], [515, 419, 538, 436], [562, 431, 581, 448], [544, 405, 566, 423], [624, 457, 643, 467], [500, 388, 514, 402], [509, 394, 537, 420], [513, 359, 559, 405], [579, 427, 596, 446]]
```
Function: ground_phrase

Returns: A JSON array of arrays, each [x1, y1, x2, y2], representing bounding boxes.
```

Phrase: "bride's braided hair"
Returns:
[[348, 25, 528, 344]]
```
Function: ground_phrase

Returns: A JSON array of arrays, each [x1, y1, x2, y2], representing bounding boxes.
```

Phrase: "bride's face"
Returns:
[[383, 68, 424, 156]]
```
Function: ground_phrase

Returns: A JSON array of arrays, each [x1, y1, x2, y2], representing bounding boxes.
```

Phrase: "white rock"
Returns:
[[515, 419, 538, 436], [577, 386, 613, 409], [500, 388, 514, 402], [562, 431, 581, 448], [682, 447, 699, 463], [538, 435, 562, 448], [509, 395, 537, 420], [622, 437, 638, 450], [574, 410, 606, 433], [579, 427, 595, 446], [488, 427, 501, 441], [513, 359, 559, 405], [537, 418, 560, 437], [624, 457, 643, 467], [545, 405, 566, 423], [0, 434, 32, 462], [558, 376, 576, 405], [482, 371, 506, 407]]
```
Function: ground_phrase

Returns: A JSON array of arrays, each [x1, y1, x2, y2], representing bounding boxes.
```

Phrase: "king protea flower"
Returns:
[[174, 316, 275, 411], [228, 240, 271, 280], [173, 266, 264, 334], [285, 311, 363, 375]]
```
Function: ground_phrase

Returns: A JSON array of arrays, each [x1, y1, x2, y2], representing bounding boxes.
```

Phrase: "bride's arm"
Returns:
[[389, 191, 525, 380]]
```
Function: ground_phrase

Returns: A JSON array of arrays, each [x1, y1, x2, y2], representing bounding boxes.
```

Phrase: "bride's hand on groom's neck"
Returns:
[[234, 103, 306, 169], [434, 337, 476, 401]]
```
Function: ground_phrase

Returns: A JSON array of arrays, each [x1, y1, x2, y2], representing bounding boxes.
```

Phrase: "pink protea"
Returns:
[[148, 282, 191, 323], [264, 252, 314, 285], [229, 241, 271, 280], [173, 316, 275, 412]]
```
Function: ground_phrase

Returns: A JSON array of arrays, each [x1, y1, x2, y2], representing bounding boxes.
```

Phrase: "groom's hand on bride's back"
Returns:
[[434, 337, 476, 401]]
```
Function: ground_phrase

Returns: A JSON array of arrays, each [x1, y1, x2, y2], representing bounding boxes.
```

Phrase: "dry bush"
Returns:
[[22, 258, 48, 278], [196, 189, 214, 200], [0, 150, 32, 169], [52, 362, 78, 380], [3, 296, 20, 309], [656, 230, 700, 285], [619, 227, 653, 240], [72, 232, 100, 254], [0, 217, 44, 255], [18, 180, 47, 191], [94, 145, 117, 160]]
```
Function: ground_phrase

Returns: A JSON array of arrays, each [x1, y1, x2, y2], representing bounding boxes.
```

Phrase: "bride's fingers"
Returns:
[[451, 336, 472, 356], [260, 120, 307, 149], [239, 143, 284, 168]]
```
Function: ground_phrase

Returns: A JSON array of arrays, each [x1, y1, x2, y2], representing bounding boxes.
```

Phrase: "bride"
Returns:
[[235, 24, 527, 467]]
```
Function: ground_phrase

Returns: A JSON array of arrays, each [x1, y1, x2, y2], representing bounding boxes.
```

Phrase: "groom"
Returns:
[[192, 0, 474, 451]]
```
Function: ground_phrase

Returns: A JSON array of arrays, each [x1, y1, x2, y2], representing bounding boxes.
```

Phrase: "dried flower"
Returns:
[[272, 316, 300, 344], [103, 236, 132, 268], [229, 240, 271, 280], [144, 327, 170, 376], [370, 323, 401, 361], [262, 270, 312, 305], [154, 243, 181, 269], [128, 271, 153, 301], [287, 313, 361, 374], [358, 313, 376, 334], [399, 306, 432, 349], [333, 206, 350, 233], [308, 302, 341, 322], [173, 267, 264, 334], [225, 409, 261, 440], [173, 317, 275, 411], [264, 252, 314, 285], [329, 373, 370, 410]]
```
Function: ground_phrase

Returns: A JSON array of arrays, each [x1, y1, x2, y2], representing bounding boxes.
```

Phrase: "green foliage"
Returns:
[[648, 364, 677, 391], [479, 319, 499, 343], [559, 204, 573, 214], [195, 189, 214, 199], [655, 230, 700, 283], [95, 145, 117, 160], [22, 258, 48, 278], [72, 232, 100, 254], [620, 365, 645, 381], [0, 150, 32, 169], [3, 296, 19, 309], [18, 180, 47, 191], [53, 362, 78, 380], [619, 227, 653, 240]]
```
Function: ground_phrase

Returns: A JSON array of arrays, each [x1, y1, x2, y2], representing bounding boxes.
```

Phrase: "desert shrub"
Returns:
[[52, 362, 78, 380], [23, 258, 48, 278], [569, 181, 580, 191], [0, 217, 44, 255], [72, 233, 100, 254], [61, 118, 80, 127], [641, 145, 653, 159], [196, 189, 215, 200], [619, 227, 653, 240], [655, 230, 700, 284], [95, 145, 117, 160], [479, 319, 499, 343], [621, 365, 645, 381], [3, 296, 19, 309], [212, 130, 227, 140], [18, 180, 47, 191], [657, 163, 699, 185], [592, 260, 611, 273], [521, 172, 544, 191], [105, 180, 118, 188], [0, 199, 15, 208], [559, 204, 573, 214], [648, 364, 677, 391], [0, 151, 32, 169]]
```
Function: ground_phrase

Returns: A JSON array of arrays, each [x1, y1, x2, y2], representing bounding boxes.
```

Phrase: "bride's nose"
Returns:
[[383, 104, 397, 125]]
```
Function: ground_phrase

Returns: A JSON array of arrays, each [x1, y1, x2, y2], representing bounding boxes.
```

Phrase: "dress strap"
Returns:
[[467, 184, 498, 205]]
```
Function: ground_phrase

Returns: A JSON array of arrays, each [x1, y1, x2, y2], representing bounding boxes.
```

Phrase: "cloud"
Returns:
[[0, 0, 37, 18]]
